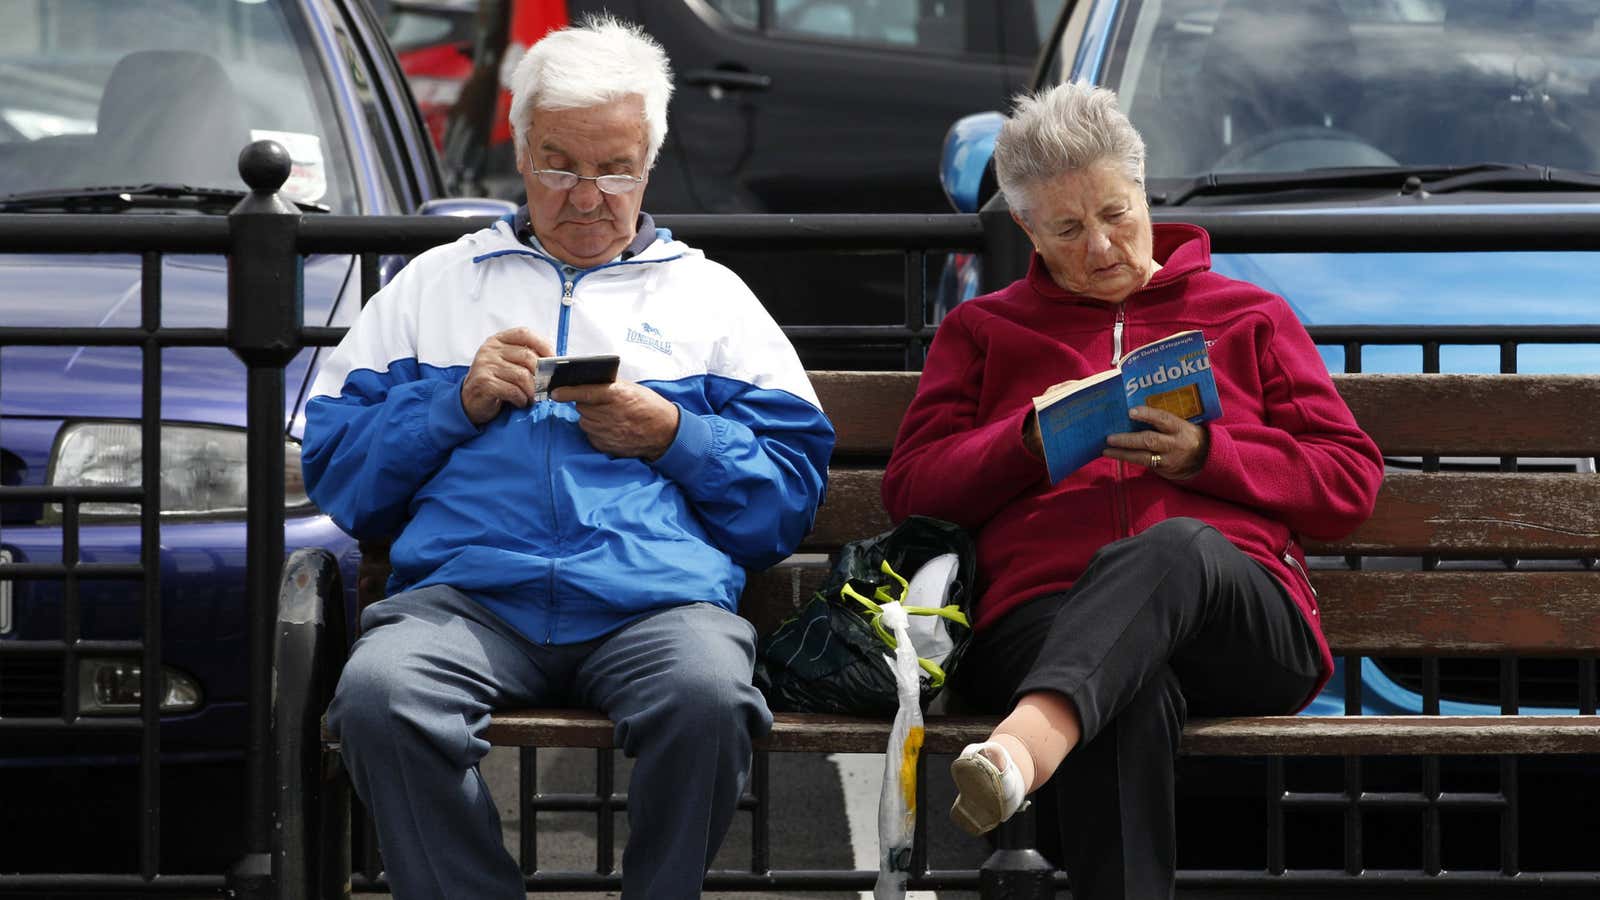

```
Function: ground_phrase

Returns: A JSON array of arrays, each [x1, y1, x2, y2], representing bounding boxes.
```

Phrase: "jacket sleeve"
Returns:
[[301, 256, 481, 541], [1181, 304, 1384, 540], [881, 305, 1046, 528], [647, 290, 834, 570]]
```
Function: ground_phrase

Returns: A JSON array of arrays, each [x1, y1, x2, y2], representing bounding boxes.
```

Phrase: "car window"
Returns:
[[0, 0, 358, 212], [1033, 0, 1066, 43], [1095, 0, 1600, 180], [704, 0, 971, 54]]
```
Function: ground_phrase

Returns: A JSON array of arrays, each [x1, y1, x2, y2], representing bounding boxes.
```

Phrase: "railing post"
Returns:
[[979, 805, 1055, 899], [226, 139, 304, 900], [978, 191, 1030, 295]]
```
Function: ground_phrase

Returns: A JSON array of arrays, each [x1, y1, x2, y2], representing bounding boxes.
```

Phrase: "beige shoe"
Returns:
[[949, 741, 1029, 836]]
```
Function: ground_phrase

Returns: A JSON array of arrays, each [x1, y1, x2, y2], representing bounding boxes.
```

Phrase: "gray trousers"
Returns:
[[327, 585, 773, 900]]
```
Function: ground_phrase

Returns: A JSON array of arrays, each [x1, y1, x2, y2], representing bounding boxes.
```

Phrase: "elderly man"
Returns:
[[302, 17, 833, 900]]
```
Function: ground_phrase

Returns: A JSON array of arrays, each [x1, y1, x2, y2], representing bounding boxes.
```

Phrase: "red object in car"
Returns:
[[397, 41, 473, 151], [394, 1, 569, 153]]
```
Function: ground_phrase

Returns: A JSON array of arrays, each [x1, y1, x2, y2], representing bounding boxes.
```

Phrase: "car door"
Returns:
[[630, 0, 1025, 214]]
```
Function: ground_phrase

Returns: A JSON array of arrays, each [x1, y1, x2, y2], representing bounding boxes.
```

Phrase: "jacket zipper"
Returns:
[[544, 276, 576, 643], [1112, 306, 1125, 364], [1282, 546, 1319, 613], [556, 277, 575, 355], [1110, 305, 1131, 537]]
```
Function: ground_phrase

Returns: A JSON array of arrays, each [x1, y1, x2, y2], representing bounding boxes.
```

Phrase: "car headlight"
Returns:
[[49, 422, 310, 517], [77, 658, 202, 715]]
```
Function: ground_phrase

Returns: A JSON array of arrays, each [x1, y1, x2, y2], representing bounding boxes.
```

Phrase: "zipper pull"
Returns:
[[562, 280, 575, 305], [1283, 549, 1320, 601], [1112, 306, 1125, 365]]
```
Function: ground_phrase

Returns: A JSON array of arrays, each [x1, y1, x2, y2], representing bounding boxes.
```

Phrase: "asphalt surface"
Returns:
[[353, 745, 991, 900]]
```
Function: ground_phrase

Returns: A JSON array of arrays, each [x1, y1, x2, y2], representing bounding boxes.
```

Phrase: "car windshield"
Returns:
[[1083, 0, 1600, 184], [0, 0, 356, 212]]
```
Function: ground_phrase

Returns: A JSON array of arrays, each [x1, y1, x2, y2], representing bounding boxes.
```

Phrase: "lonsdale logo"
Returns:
[[626, 322, 672, 355]]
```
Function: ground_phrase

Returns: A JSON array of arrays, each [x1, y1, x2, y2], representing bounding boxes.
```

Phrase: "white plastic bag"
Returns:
[[902, 552, 959, 678], [874, 601, 924, 900]]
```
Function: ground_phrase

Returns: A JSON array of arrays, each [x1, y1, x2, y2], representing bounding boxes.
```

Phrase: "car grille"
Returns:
[[1375, 657, 1598, 709], [0, 655, 63, 718]]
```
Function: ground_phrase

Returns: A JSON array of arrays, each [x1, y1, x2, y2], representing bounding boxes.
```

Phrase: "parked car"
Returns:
[[938, 0, 1600, 872], [0, 0, 510, 874], [386, 0, 1070, 367]]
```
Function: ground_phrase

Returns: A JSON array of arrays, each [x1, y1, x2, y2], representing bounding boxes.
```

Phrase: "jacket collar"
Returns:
[[512, 206, 660, 261], [1025, 222, 1212, 303]]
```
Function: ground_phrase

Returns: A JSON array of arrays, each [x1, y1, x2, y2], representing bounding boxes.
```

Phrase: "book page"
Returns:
[[1033, 367, 1122, 407]]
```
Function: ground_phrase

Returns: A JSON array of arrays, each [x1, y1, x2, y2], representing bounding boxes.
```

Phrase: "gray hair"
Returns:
[[994, 82, 1146, 215], [508, 15, 674, 169]]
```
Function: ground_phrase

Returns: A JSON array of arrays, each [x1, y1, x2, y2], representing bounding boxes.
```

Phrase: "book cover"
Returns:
[[1034, 330, 1222, 483]]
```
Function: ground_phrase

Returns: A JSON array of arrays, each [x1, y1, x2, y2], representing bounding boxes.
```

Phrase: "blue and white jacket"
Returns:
[[303, 212, 834, 644]]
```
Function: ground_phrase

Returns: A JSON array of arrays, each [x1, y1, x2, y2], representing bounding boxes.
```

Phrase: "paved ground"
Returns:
[[354, 746, 989, 899]]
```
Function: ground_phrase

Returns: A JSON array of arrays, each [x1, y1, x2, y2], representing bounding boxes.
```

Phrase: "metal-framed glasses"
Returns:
[[530, 169, 646, 195]]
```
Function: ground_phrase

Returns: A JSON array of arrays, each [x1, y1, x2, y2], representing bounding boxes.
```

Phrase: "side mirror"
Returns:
[[940, 111, 1004, 214]]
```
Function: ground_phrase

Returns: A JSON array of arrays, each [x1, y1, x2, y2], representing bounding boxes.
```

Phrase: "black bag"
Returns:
[[754, 516, 978, 716]]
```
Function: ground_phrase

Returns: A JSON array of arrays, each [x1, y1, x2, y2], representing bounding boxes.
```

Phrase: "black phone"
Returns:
[[536, 354, 620, 398]]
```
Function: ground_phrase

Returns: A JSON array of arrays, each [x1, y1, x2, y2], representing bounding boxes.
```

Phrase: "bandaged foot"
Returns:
[[949, 740, 1030, 836]]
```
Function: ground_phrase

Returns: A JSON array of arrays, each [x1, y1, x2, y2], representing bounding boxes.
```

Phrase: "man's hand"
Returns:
[[461, 328, 556, 426], [551, 381, 681, 460], [1103, 406, 1209, 479]]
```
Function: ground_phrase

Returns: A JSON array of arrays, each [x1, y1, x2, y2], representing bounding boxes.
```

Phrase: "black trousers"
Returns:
[[952, 517, 1323, 900]]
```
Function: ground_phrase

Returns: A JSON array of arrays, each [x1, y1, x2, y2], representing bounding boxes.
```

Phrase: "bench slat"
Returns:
[[1314, 571, 1600, 655], [481, 710, 1600, 757], [806, 469, 1600, 556], [1180, 715, 1600, 756], [741, 569, 1600, 656], [1315, 473, 1600, 555], [812, 372, 1600, 459]]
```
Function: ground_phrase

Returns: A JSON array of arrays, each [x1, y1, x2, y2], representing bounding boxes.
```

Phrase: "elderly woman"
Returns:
[[882, 82, 1384, 899]]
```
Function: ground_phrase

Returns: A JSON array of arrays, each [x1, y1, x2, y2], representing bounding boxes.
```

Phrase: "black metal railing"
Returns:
[[1, 142, 1598, 897]]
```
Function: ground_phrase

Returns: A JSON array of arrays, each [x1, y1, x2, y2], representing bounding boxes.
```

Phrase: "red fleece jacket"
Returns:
[[882, 223, 1383, 704]]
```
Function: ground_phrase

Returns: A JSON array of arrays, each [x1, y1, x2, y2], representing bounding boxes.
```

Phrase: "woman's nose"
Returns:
[[1086, 228, 1115, 257]]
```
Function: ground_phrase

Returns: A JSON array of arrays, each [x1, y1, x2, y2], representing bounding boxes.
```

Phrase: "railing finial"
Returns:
[[237, 139, 293, 200]]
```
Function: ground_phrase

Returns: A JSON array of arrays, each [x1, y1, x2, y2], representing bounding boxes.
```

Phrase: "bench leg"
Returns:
[[979, 805, 1055, 899]]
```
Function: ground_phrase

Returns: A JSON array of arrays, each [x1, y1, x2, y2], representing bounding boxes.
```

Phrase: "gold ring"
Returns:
[[1149, 452, 1163, 469]]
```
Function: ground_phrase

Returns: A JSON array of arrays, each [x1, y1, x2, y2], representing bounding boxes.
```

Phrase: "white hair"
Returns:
[[508, 15, 674, 169], [994, 82, 1146, 215]]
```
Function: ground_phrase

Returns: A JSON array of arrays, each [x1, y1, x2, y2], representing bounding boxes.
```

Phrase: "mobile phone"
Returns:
[[535, 354, 620, 399]]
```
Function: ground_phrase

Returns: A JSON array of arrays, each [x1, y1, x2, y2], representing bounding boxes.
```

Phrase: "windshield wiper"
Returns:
[[1418, 164, 1600, 195], [1151, 163, 1600, 207], [0, 183, 330, 214]]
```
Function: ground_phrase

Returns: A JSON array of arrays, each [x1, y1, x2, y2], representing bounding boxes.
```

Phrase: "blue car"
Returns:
[[938, 0, 1600, 869], [0, 0, 509, 872]]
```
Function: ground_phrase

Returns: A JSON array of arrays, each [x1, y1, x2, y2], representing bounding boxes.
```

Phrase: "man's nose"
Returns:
[[568, 178, 604, 212]]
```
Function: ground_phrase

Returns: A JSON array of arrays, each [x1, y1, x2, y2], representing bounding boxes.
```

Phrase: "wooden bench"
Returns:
[[280, 370, 1600, 897]]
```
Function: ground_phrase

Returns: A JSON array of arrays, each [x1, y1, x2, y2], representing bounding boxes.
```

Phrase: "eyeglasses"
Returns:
[[529, 169, 646, 195]]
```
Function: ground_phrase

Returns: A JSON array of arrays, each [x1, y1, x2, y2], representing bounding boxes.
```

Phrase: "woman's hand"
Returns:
[[1103, 406, 1209, 479], [1022, 410, 1045, 460]]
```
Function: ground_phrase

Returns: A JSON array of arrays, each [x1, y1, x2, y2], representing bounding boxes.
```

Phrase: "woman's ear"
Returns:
[[1010, 209, 1038, 253]]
